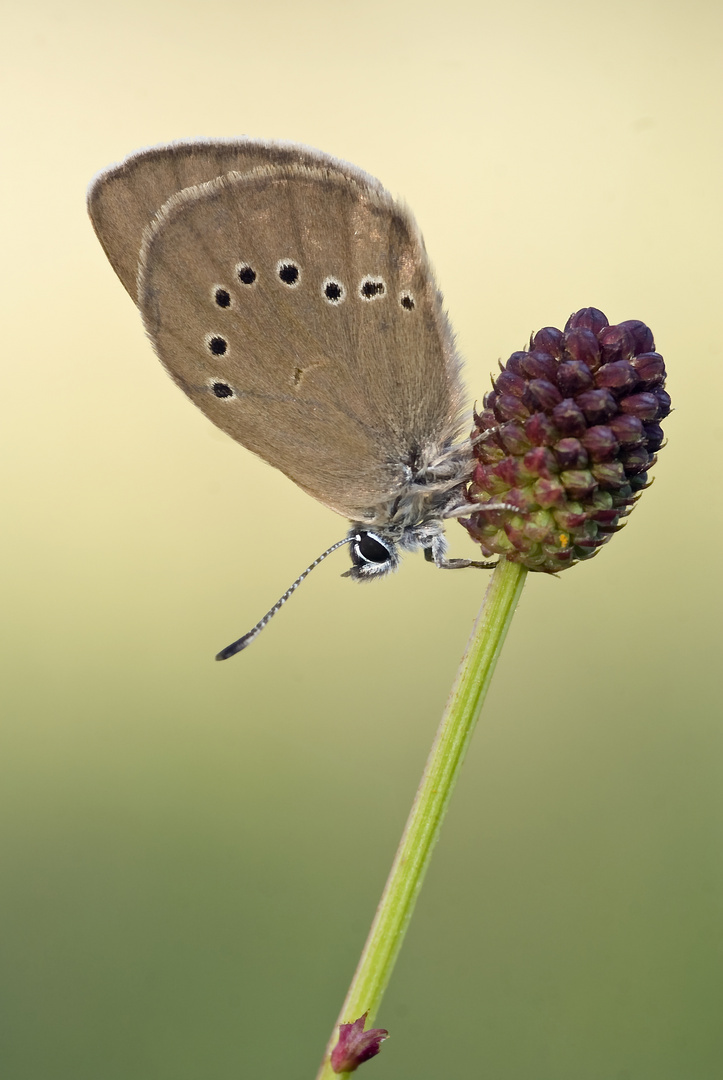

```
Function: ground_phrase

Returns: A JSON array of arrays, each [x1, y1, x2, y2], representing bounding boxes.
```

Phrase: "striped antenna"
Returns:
[[215, 537, 352, 660]]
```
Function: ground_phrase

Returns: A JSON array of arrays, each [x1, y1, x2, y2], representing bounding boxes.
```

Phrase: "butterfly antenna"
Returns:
[[215, 537, 352, 660]]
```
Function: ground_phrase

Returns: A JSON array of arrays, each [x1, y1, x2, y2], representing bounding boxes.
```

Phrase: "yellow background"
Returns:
[[2, 1, 722, 1077]]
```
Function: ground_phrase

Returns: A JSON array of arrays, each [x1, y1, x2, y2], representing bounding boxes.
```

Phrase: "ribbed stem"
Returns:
[[315, 558, 527, 1078]]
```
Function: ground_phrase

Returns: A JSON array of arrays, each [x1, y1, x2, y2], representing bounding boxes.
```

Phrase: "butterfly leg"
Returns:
[[424, 536, 497, 571]]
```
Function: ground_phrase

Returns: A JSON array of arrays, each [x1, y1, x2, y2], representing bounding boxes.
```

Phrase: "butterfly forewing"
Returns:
[[87, 139, 385, 300], [138, 163, 463, 519]]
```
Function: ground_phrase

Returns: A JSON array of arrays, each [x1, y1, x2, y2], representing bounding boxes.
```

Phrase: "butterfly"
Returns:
[[88, 139, 501, 655]]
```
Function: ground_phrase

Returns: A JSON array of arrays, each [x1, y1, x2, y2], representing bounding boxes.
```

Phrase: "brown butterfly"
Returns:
[[88, 140, 502, 655]]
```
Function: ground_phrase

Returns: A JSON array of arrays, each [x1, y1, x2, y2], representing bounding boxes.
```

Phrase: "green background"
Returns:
[[2, 1, 722, 1077]]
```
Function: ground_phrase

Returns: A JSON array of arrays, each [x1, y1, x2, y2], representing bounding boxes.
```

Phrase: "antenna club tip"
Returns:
[[215, 640, 247, 661]]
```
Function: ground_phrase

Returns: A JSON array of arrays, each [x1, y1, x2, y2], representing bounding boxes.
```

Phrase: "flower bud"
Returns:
[[531, 326, 565, 357], [565, 307, 609, 334], [331, 1013, 389, 1074]]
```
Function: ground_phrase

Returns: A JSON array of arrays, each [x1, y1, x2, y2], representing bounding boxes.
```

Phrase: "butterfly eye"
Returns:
[[277, 260, 300, 287], [348, 531, 397, 579], [359, 276, 386, 301], [322, 278, 346, 304], [214, 287, 231, 308], [207, 335, 228, 356], [236, 263, 256, 285], [400, 292, 415, 311], [354, 532, 390, 563], [211, 381, 233, 399]]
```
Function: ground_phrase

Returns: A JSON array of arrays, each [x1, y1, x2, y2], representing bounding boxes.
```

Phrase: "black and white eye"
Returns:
[[236, 263, 257, 285], [210, 380, 234, 399], [400, 292, 415, 310], [206, 334, 228, 356], [276, 260, 300, 287], [322, 277, 346, 304], [351, 531, 392, 568], [213, 286, 232, 308], [359, 275, 386, 301]]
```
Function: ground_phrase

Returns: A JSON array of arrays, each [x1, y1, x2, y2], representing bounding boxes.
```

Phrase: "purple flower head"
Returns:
[[462, 309, 669, 572]]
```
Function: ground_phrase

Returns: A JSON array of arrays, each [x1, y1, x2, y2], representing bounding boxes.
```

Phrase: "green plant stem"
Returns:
[[314, 558, 527, 1079]]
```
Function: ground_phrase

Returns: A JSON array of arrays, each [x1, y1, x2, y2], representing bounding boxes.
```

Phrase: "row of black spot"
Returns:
[[210, 260, 416, 311], [206, 261, 416, 403]]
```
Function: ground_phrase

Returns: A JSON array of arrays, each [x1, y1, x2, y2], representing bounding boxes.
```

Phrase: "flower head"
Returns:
[[330, 1012, 389, 1073], [461, 309, 669, 572]]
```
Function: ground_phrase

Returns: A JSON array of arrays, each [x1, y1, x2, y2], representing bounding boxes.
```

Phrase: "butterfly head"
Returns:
[[344, 517, 455, 581]]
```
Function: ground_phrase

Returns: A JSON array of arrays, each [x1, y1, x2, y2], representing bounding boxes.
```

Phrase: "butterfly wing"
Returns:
[[87, 138, 384, 300], [91, 142, 465, 520]]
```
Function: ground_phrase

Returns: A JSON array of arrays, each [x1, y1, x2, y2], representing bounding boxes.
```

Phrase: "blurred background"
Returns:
[[2, 1, 722, 1077]]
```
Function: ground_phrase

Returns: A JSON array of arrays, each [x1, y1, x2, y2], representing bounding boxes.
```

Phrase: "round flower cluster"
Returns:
[[461, 308, 669, 572]]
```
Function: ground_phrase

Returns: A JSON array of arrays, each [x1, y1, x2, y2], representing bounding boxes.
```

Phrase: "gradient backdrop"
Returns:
[[2, 2, 722, 1077]]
